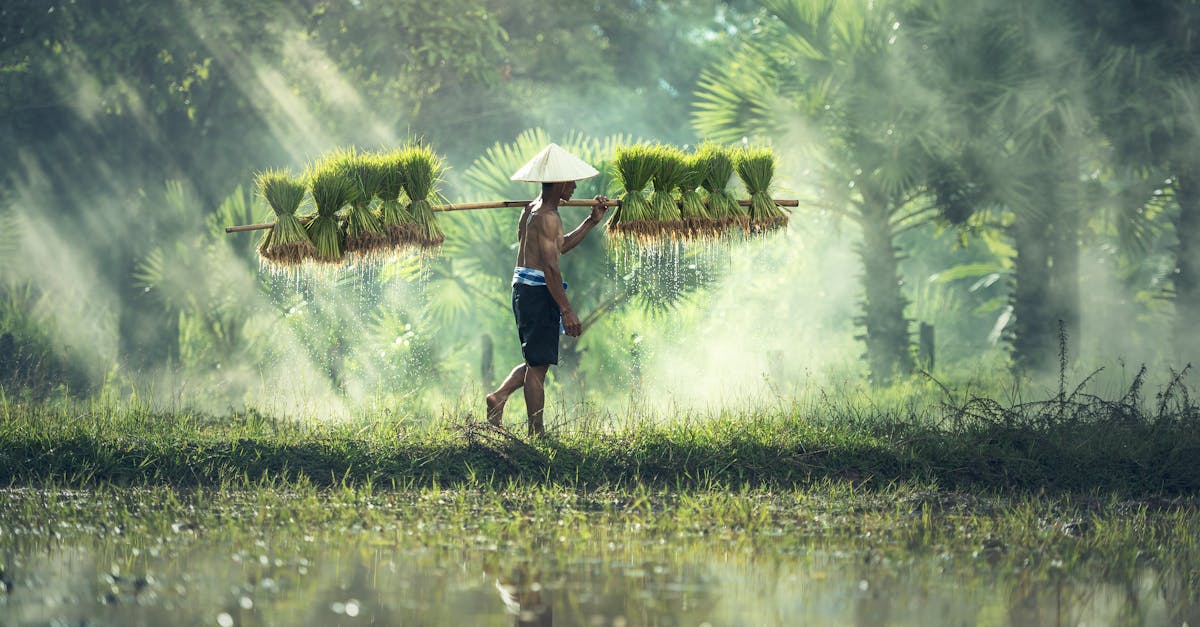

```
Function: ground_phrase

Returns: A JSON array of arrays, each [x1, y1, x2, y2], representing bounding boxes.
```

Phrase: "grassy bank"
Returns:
[[3, 376, 1198, 494]]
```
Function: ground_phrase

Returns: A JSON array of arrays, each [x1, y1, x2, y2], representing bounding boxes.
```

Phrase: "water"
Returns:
[[10, 541, 1191, 626], [607, 238, 735, 320], [2, 489, 1196, 626]]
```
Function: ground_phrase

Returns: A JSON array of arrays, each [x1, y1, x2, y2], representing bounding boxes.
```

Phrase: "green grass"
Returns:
[[4, 481, 1196, 567], [2, 376, 1198, 623], [2, 380, 1197, 493]]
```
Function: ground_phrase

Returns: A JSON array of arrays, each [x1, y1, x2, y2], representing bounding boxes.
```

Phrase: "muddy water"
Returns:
[[1, 490, 1197, 626]]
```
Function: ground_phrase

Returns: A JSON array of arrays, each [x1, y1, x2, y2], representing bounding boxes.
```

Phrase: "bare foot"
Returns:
[[485, 393, 506, 427]]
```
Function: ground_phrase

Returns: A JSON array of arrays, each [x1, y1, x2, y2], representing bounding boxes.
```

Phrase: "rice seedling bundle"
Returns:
[[399, 144, 447, 249], [676, 152, 714, 239], [305, 156, 359, 263], [374, 150, 421, 248], [255, 169, 315, 265], [607, 144, 658, 241], [232, 142, 800, 257], [332, 148, 389, 257], [697, 142, 747, 233], [735, 147, 788, 233], [647, 145, 686, 238]]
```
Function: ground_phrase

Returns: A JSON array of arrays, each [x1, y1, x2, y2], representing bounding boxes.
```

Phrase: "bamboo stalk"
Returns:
[[227, 222, 279, 233], [225, 199, 800, 233]]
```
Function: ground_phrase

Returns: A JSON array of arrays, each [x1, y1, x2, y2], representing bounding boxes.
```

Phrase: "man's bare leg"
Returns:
[[486, 364, 527, 426], [523, 365, 550, 437]]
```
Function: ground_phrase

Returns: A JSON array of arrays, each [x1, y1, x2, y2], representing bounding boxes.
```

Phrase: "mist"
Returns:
[[2, 0, 1197, 422]]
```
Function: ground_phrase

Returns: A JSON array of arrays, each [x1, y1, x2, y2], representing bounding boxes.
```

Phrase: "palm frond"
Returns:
[[462, 128, 554, 201]]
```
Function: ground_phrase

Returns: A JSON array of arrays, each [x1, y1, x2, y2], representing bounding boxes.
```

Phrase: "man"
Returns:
[[485, 143, 609, 437]]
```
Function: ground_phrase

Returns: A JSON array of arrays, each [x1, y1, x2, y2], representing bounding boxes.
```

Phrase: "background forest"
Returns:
[[2, 0, 1197, 421]]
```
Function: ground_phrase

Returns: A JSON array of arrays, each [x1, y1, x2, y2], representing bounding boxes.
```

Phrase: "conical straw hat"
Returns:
[[510, 143, 599, 182]]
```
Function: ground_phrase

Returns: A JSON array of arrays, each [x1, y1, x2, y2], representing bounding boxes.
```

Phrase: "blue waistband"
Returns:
[[512, 267, 567, 290]]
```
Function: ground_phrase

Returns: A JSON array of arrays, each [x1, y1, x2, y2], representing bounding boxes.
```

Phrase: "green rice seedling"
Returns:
[[647, 145, 685, 238], [735, 146, 788, 233], [375, 150, 421, 249], [696, 142, 747, 234], [333, 148, 389, 257], [607, 144, 658, 242], [399, 144, 447, 249], [305, 154, 359, 263], [255, 169, 315, 265], [677, 152, 714, 239]]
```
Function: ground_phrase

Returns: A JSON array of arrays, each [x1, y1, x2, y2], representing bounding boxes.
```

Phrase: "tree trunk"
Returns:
[[855, 192, 914, 385], [1010, 211, 1057, 374], [1048, 203, 1081, 355], [1173, 169, 1200, 364], [1010, 167, 1082, 376]]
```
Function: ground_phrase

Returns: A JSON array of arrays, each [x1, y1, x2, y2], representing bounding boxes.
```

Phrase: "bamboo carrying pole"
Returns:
[[224, 198, 800, 233]]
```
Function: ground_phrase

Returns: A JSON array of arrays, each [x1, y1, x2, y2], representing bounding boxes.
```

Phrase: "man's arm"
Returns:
[[561, 196, 609, 254], [538, 214, 583, 337]]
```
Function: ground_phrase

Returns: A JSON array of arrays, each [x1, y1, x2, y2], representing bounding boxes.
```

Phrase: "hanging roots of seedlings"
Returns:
[[256, 168, 315, 265], [400, 143, 447, 249], [607, 144, 658, 242], [678, 152, 716, 239], [333, 148, 389, 257], [305, 155, 358, 263], [375, 150, 421, 249], [697, 142, 747, 235], [647, 145, 686, 239], [736, 146, 788, 234]]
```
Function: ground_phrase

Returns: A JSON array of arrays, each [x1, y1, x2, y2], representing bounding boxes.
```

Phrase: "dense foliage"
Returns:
[[1, 0, 1197, 416]]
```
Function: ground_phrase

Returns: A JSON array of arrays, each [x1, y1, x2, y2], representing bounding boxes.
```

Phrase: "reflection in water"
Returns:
[[2, 487, 1198, 626], [489, 561, 552, 626], [2, 539, 1197, 626]]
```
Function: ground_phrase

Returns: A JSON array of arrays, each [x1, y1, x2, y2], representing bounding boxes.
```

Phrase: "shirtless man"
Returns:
[[485, 144, 608, 436]]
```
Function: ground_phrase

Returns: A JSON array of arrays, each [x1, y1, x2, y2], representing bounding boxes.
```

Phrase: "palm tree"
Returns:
[[693, 0, 930, 384], [1079, 0, 1200, 365], [904, 0, 1098, 374]]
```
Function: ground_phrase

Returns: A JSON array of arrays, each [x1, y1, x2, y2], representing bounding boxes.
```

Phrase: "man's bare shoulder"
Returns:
[[529, 209, 564, 230]]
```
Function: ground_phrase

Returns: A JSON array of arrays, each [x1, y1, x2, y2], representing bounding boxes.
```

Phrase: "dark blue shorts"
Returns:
[[512, 284, 561, 367]]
